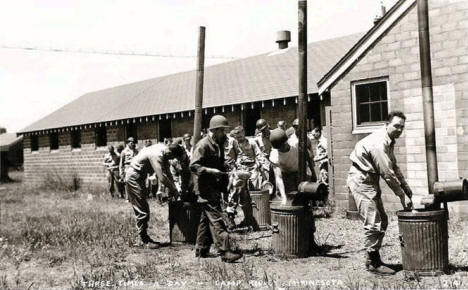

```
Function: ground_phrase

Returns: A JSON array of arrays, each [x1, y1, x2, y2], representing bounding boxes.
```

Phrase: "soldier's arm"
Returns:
[[190, 144, 223, 176], [272, 165, 287, 204], [371, 143, 407, 198], [150, 157, 179, 194]]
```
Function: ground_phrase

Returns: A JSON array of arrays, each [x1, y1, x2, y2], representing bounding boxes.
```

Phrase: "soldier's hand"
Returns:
[[206, 168, 224, 177]]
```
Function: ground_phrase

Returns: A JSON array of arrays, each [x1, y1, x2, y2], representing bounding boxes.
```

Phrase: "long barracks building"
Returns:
[[19, 0, 468, 216]]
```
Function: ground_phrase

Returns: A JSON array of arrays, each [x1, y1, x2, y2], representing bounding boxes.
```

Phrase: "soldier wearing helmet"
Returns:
[[190, 115, 243, 263]]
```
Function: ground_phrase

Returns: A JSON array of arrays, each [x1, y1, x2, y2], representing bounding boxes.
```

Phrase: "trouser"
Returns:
[[347, 166, 388, 253], [319, 161, 329, 185], [125, 167, 150, 237], [196, 201, 231, 253], [106, 169, 118, 197]]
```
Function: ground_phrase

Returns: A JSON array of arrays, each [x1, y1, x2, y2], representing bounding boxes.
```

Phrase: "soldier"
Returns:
[[182, 133, 193, 158], [103, 145, 121, 198], [269, 128, 315, 203], [231, 125, 265, 190], [224, 129, 239, 172], [268, 128, 321, 252], [277, 120, 286, 131], [126, 142, 185, 249], [287, 118, 317, 181], [120, 137, 139, 200], [190, 115, 243, 263], [254, 119, 274, 188], [347, 110, 413, 275], [311, 127, 329, 185]]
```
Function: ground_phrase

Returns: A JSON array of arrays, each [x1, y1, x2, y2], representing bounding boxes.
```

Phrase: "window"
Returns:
[[49, 133, 59, 150], [31, 135, 39, 151], [158, 119, 172, 142], [352, 78, 389, 133], [95, 127, 107, 147], [71, 130, 81, 149]]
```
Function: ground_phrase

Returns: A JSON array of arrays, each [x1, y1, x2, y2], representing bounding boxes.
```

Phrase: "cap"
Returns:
[[285, 127, 295, 138], [270, 128, 288, 149], [209, 115, 230, 130], [183, 133, 192, 140], [231, 125, 244, 137]]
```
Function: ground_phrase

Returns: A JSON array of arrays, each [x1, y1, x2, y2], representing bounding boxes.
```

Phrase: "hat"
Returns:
[[231, 125, 244, 137], [255, 119, 269, 131], [270, 128, 288, 149], [285, 127, 295, 138], [127, 137, 135, 143], [183, 133, 192, 140], [209, 115, 230, 130]]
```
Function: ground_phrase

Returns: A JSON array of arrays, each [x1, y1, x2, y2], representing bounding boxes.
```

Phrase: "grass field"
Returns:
[[1, 171, 468, 289]]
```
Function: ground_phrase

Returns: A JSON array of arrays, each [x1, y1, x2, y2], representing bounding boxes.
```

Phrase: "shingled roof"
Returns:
[[19, 33, 363, 134]]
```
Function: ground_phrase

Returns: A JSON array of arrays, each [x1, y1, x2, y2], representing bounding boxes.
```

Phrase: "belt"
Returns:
[[352, 162, 378, 176]]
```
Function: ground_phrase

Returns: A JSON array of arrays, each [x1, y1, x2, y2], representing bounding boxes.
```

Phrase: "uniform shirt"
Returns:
[[237, 138, 261, 166], [349, 127, 409, 197], [254, 135, 272, 158], [119, 146, 138, 176], [103, 152, 120, 170], [224, 136, 239, 170], [129, 144, 179, 193], [314, 135, 328, 164], [190, 134, 229, 202], [129, 144, 168, 176]]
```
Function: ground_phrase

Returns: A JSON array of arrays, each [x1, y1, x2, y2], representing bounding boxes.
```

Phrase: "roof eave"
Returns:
[[317, 0, 417, 95]]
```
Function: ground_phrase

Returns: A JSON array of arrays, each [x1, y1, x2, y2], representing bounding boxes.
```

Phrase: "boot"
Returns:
[[139, 232, 161, 249], [221, 251, 243, 263], [195, 247, 210, 258], [366, 251, 395, 276]]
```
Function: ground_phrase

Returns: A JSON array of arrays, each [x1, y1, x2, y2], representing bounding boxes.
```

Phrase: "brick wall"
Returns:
[[329, 0, 468, 215]]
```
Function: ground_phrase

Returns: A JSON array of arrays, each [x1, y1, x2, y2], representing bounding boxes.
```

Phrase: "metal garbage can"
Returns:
[[270, 203, 309, 258], [250, 189, 271, 229], [169, 201, 201, 244], [396, 209, 448, 275]]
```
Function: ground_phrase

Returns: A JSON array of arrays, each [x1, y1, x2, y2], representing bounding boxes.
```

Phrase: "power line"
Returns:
[[0, 45, 238, 60]]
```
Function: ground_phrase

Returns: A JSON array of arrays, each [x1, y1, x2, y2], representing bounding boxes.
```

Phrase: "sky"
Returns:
[[0, 0, 398, 133]]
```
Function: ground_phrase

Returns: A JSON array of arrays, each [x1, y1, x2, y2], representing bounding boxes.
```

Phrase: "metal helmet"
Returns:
[[255, 119, 269, 131], [208, 115, 230, 130], [292, 118, 299, 127], [183, 133, 192, 140], [269, 128, 288, 149]]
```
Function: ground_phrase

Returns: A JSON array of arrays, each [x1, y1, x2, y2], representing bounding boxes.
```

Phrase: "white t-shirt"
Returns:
[[269, 145, 312, 175]]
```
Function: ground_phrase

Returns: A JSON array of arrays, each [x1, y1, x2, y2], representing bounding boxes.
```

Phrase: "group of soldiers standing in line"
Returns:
[[102, 115, 329, 263], [101, 109, 416, 274]]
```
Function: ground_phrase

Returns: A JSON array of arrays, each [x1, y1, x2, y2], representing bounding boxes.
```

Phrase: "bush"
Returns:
[[40, 168, 81, 192]]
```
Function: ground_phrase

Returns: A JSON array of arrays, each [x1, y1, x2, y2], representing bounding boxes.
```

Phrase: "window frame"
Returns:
[[351, 77, 390, 134]]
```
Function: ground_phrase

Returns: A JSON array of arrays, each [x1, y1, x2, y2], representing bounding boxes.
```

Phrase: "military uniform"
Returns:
[[120, 145, 138, 199], [126, 144, 179, 242], [347, 127, 411, 253], [103, 151, 124, 198], [190, 134, 232, 255]]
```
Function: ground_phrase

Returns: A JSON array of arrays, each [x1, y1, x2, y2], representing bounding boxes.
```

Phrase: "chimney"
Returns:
[[276, 30, 291, 49], [373, 3, 387, 25]]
